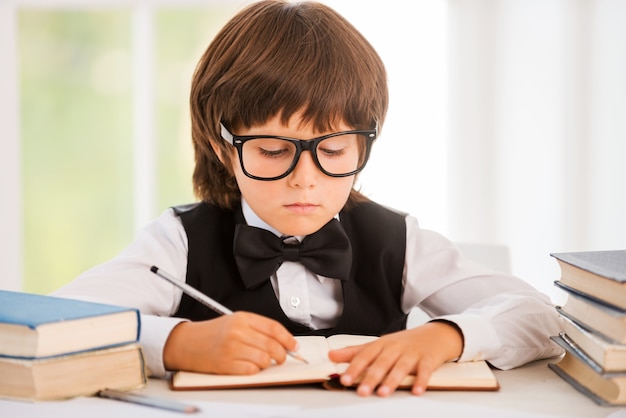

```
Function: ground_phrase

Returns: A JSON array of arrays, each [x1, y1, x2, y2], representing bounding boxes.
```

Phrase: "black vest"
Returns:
[[173, 201, 408, 336]]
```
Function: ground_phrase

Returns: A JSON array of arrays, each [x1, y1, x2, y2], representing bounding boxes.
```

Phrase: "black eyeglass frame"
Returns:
[[220, 122, 378, 181]]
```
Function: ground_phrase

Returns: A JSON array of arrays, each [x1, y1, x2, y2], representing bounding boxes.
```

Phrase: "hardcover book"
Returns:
[[0, 343, 147, 401], [556, 288, 626, 345], [559, 315, 626, 373], [549, 340, 626, 406], [551, 250, 626, 310], [0, 290, 140, 359]]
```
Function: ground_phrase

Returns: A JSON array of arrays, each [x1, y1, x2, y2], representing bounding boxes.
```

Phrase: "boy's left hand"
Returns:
[[327, 321, 464, 397]]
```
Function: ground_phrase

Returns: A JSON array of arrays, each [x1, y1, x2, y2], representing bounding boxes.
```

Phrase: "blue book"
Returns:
[[0, 290, 140, 359]]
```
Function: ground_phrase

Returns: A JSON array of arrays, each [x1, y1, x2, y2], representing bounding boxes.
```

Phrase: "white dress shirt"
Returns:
[[53, 201, 563, 376]]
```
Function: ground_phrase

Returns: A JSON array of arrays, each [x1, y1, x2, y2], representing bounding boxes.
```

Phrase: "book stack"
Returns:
[[548, 250, 626, 406], [0, 290, 147, 401]]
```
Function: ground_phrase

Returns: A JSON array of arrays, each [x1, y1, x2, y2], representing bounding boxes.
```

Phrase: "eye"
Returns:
[[249, 138, 294, 159], [318, 145, 346, 157], [317, 135, 354, 157], [258, 147, 289, 158]]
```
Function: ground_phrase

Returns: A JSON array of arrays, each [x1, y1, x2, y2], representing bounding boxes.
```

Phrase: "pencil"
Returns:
[[97, 389, 199, 413], [150, 265, 309, 364]]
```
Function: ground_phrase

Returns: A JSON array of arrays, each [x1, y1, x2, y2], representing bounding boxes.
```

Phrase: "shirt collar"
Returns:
[[241, 199, 283, 237]]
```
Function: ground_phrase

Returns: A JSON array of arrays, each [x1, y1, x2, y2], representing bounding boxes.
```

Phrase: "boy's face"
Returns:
[[230, 113, 355, 236]]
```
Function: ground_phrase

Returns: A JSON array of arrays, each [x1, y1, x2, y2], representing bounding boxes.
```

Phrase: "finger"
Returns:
[[376, 355, 417, 397], [337, 344, 381, 388], [246, 332, 288, 360], [209, 313, 286, 369], [412, 358, 438, 396], [221, 358, 263, 375], [214, 333, 276, 373], [354, 351, 401, 397], [247, 313, 299, 352], [233, 326, 290, 366], [328, 344, 361, 363]]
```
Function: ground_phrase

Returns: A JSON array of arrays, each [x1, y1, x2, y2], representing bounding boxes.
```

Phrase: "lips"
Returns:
[[284, 203, 318, 214]]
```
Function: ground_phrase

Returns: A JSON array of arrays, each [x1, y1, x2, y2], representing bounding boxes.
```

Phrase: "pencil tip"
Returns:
[[290, 352, 308, 364]]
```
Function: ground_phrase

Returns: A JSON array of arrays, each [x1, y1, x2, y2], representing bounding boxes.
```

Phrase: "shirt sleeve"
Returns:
[[51, 208, 189, 377], [401, 215, 564, 370]]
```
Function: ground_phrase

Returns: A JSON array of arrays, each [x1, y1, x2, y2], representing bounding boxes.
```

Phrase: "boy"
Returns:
[[54, 0, 562, 397]]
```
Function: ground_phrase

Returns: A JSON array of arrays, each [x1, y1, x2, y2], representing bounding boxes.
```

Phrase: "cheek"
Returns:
[[234, 165, 280, 204], [326, 177, 355, 207]]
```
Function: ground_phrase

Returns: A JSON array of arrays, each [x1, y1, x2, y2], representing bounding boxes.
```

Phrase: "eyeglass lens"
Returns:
[[241, 133, 367, 179]]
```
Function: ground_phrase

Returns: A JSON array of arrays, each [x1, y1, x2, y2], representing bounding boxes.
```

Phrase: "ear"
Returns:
[[210, 140, 226, 164]]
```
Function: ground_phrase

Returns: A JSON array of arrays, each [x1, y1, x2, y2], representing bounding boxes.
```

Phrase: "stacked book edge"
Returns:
[[0, 290, 147, 401], [549, 250, 626, 406]]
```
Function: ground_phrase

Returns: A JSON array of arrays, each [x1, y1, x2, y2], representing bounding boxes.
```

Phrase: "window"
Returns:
[[1, 1, 448, 293], [12, 4, 240, 293]]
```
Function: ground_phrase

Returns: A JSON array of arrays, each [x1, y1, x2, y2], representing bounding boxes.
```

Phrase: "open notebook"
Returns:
[[170, 334, 499, 391]]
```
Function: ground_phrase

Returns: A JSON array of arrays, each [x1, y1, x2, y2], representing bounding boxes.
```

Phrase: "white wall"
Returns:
[[447, 0, 626, 302], [1, 0, 625, 298]]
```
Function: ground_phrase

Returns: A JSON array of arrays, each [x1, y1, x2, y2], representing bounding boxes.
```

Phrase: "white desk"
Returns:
[[2, 359, 624, 418]]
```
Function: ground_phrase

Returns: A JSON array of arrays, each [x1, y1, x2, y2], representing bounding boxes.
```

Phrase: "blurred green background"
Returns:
[[19, 7, 235, 294]]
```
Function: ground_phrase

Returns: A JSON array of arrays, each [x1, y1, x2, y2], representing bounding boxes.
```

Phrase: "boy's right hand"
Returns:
[[163, 311, 299, 375]]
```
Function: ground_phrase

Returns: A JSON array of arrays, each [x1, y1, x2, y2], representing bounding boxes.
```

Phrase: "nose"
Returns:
[[287, 150, 319, 188]]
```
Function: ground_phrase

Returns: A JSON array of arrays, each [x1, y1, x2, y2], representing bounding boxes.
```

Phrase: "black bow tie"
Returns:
[[233, 219, 352, 289]]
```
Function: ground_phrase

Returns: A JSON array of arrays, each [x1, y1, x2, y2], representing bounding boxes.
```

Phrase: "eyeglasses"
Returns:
[[220, 122, 377, 181]]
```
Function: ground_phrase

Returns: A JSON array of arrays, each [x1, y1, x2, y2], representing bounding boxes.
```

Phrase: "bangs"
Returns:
[[217, 2, 386, 132], [189, 0, 386, 208]]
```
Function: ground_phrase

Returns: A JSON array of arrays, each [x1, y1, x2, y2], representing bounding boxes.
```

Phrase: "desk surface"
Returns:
[[2, 359, 625, 417]]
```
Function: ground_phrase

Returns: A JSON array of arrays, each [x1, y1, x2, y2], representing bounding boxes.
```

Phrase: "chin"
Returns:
[[278, 220, 328, 237], [282, 226, 320, 237]]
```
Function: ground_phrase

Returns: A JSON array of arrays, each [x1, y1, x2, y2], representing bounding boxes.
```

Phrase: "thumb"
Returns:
[[328, 345, 361, 363]]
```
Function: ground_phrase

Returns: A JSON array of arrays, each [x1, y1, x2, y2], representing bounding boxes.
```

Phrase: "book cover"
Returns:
[[170, 335, 500, 391], [556, 286, 626, 344], [549, 339, 626, 406], [554, 281, 625, 311], [559, 315, 626, 373], [0, 290, 140, 359], [551, 250, 626, 310], [550, 334, 626, 376], [548, 360, 619, 406], [551, 250, 626, 282], [0, 343, 147, 401]]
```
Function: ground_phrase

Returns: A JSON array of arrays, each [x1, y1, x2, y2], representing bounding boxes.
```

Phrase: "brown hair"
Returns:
[[190, 0, 388, 208]]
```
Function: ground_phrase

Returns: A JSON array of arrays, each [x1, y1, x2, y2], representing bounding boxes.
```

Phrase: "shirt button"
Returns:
[[290, 296, 301, 308]]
